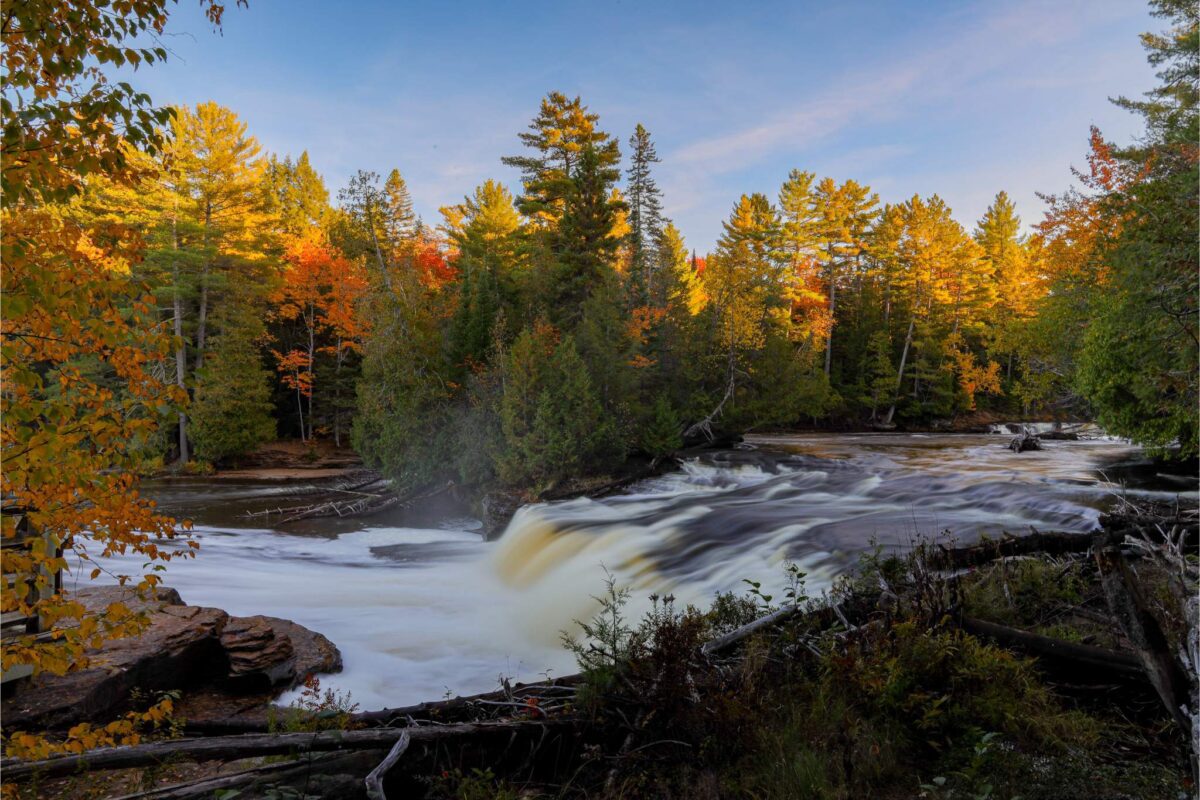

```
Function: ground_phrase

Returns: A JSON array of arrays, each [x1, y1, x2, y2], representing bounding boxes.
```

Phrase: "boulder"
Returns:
[[1008, 432, 1042, 453], [1, 586, 342, 731], [219, 615, 342, 690], [2, 603, 228, 730], [219, 615, 296, 688], [480, 490, 524, 540], [257, 615, 342, 679]]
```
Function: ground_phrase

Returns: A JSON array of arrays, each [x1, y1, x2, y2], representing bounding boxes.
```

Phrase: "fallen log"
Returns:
[[1095, 547, 1193, 733], [960, 616, 1147, 683], [701, 603, 808, 656], [930, 531, 1096, 570], [2, 718, 576, 783], [108, 754, 357, 800], [184, 674, 582, 735]]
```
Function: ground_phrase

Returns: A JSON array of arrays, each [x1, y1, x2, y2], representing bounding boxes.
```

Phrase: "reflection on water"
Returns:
[[91, 431, 1194, 709]]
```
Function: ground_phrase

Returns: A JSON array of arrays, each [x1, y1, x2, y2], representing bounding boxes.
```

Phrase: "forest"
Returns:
[[32, 59, 1196, 500], [1, 0, 1197, 797]]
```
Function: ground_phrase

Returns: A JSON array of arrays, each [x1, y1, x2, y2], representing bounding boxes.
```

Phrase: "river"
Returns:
[[91, 429, 1193, 710]]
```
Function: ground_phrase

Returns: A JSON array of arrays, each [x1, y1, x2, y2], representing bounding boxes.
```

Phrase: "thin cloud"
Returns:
[[671, 0, 1137, 176]]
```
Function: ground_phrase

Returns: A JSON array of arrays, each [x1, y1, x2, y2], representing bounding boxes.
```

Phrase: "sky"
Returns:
[[130, 0, 1159, 252]]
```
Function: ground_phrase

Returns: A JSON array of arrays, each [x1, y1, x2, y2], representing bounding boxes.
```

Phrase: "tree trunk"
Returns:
[[296, 383, 306, 443], [883, 314, 915, 426], [194, 200, 213, 373], [193, 281, 208, 372], [334, 338, 344, 447], [171, 215, 189, 465], [306, 305, 316, 441], [1096, 547, 1193, 734], [824, 253, 837, 377]]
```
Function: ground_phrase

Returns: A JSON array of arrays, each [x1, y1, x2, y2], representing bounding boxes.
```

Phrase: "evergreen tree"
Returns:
[[500, 334, 614, 488], [172, 102, 270, 376], [862, 331, 897, 421], [812, 177, 879, 379], [656, 221, 705, 316], [638, 393, 682, 458], [502, 92, 619, 225], [1072, 0, 1198, 455], [190, 309, 276, 463], [262, 151, 329, 236], [384, 168, 417, 246], [551, 144, 625, 324], [625, 123, 664, 299]]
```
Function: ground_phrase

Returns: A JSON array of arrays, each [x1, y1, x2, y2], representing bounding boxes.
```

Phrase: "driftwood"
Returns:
[[2, 719, 575, 783], [364, 730, 411, 800], [701, 603, 811, 656], [246, 480, 453, 525], [185, 675, 584, 735], [1038, 431, 1079, 441], [351, 675, 582, 727]]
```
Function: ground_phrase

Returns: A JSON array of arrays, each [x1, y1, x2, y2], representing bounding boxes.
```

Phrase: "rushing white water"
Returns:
[[90, 432, 1193, 710]]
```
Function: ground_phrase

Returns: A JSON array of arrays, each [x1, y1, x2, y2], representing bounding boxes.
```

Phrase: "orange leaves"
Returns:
[[411, 236, 457, 289], [2, 207, 192, 679], [788, 253, 833, 346], [276, 232, 369, 344], [273, 348, 315, 397], [270, 232, 370, 423]]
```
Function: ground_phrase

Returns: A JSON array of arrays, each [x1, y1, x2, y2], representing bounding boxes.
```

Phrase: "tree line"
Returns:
[[75, 26, 1194, 498]]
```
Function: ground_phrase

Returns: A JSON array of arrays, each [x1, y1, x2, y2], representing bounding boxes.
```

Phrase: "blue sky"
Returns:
[[134, 0, 1158, 252]]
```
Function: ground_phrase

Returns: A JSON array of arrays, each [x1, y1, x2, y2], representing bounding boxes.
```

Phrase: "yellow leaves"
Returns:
[[946, 334, 1003, 410], [4, 691, 179, 759], [2, 206, 194, 679]]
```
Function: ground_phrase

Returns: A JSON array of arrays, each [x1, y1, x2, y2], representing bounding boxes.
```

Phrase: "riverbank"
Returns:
[[151, 439, 365, 481], [7, 499, 1195, 799]]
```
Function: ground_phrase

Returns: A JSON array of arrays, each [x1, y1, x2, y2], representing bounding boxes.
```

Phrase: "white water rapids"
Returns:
[[88, 431, 1194, 710]]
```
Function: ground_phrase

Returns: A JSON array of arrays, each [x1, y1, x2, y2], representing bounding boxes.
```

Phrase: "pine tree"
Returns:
[[501, 333, 619, 489], [625, 123, 664, 299], [778, 169, 831, 351], [551, 144, 625, 324], [638, 393, 682, 458], [862, 331, 896, 420], [190, 308, 277, 463], [444, 180, 523, 373], [778, 169, 824, 270], [1072, 0, 1198, 455], [384, 168, 417, 246], [502, 92, 619, 225], [656, 221, 704, 316], [812, 177, 879, 379], [262, 151, 329, 236], [172, 102, 270, 376]]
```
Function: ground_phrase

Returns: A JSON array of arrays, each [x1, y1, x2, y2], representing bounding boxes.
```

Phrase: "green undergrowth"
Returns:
[[429, 545, 1191, 800]]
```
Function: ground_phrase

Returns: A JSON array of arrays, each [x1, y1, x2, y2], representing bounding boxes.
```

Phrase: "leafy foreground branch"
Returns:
[[4, 506, 1196, 800]]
